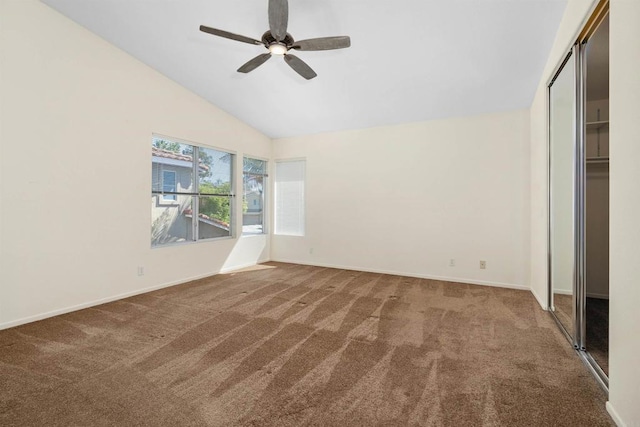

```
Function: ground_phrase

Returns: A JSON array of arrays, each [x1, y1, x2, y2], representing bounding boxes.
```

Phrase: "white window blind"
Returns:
[[275, 160, 305, 236]]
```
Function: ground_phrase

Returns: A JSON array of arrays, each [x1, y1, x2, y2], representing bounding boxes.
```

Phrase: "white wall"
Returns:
[[0, 0, 271, 329], [272, 110, 531, 289], [529, 0, 599, 308], [609, 0, 640, 425]]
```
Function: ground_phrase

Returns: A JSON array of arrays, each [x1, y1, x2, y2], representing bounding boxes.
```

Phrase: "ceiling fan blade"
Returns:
[[237, 53, 272, 73], [199, 25, 262, 46], [269, 0, 288, 42], [292, 36, 351, 51], [284, 54, 317, 80]]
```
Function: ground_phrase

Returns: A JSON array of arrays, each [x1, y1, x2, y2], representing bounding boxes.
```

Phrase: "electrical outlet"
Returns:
[[309, 248, 314, 255], [449, 259, 455, 267], [479, 261, 487, 270], [137, 266, 145, 276]]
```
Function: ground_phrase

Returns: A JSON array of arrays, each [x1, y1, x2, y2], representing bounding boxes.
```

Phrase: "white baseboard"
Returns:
[[551, 290, 610, 300], [0, 258, 270, 331], [525, 286, 607, 308], [0, 258, 528, 330], [271, 258, 529, 291], [606, 402, 627, 427], [530, 287, 548, 310]]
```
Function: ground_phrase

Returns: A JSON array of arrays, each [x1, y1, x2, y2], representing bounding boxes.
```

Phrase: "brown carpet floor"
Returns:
[[552, 294, 609, 375], [0, 262, 613, 426]]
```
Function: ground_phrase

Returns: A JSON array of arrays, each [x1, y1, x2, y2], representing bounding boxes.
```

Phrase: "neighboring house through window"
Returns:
[[162, 170, 176, 201]]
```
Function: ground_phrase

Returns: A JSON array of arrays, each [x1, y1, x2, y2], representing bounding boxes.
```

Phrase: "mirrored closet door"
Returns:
[[548, 2, 609, 390], [548, 47, 578, 345]]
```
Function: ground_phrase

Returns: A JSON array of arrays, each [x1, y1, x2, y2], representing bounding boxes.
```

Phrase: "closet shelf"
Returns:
[[586, 120, 609, 130], [586, 156, 609, 164]]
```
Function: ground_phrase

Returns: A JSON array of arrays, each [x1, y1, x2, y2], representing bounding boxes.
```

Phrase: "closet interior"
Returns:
[[585, 13, 609, 376]]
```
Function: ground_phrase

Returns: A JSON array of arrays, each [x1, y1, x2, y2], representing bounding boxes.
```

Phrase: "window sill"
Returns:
[[241, 233, 268, 238], [151, 235, 235, 249]]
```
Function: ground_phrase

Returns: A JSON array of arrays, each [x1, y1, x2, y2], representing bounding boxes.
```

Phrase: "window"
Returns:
[[161, 170, 176, 202], [242, 157, 267, 235], [274, 159, 305, 236], [151, 137, 234, 247]]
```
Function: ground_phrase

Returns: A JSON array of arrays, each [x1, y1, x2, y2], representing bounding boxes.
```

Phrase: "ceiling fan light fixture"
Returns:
[[268, 43, 288, 55]]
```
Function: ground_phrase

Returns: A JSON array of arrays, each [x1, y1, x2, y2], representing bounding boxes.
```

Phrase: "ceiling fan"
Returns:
[[200, 0, 350, 80]]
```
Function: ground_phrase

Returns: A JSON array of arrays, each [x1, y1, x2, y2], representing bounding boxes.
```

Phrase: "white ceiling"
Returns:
[[41, 0, 568, 139]]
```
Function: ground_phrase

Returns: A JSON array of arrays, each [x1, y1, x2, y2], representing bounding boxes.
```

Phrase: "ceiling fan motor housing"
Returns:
[[262, 31, 294, 49]]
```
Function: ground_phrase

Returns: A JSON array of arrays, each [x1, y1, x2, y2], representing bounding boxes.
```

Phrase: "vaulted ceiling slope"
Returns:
[[41, 0, 568, 139]]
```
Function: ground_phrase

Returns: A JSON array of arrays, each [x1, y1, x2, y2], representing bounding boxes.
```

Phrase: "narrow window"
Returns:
[[243, 157, 267, 235], [274, 159, 305, 236], [151, 137, 234, 247]]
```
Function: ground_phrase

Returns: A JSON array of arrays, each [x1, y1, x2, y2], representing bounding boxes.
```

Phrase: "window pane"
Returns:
[[243, 157, 266, 174], [151, 195, 193, 246], [199, 147, 232, 193], [243, 169, 265, 235], [198, 148, 234, 239], [243, 157, 267, 235], [275, 160, 305, 236], [152, 139, 194, 194], [198, 196, 232, 239]]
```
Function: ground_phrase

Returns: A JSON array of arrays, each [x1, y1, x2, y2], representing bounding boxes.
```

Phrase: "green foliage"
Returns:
[[153, 139, 181, 152], [243, 160, 265, 212], [182, 146, 214, 180], [243, 158, 266, 174], [199, 182, 231, 224]]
